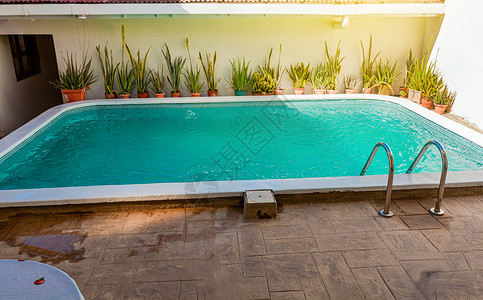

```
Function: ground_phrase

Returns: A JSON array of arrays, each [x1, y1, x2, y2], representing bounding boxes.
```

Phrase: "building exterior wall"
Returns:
[[430, 0, 483, 128], [0, 15, 442, 100], [0, 35, 62, 136]]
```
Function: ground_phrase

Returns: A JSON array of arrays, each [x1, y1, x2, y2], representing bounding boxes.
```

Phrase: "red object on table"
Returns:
[[34, 277, 45, 285]]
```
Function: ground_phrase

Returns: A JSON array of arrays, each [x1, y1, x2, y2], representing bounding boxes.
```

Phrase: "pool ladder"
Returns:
[[360, 140, 448, 218]]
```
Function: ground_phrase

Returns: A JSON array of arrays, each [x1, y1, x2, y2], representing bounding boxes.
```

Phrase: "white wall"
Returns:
[[0, 15, 442, 100], [0, 35, 62, 136], [430, 0, 483, 128]]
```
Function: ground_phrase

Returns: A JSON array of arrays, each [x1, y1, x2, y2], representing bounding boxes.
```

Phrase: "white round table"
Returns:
[[0, 259, 84, 300]]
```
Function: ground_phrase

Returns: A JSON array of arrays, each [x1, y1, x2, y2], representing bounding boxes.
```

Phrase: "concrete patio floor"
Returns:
[[0, 195, 482, 299]]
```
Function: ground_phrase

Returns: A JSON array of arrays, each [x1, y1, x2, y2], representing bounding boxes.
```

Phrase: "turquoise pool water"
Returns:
[[0, 100, 482, 190]]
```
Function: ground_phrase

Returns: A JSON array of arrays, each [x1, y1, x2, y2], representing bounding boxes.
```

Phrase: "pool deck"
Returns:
[[0, 196, 481, 299]]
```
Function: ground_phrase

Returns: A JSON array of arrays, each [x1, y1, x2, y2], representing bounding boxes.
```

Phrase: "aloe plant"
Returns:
[[125, 44, 151, 94], [96, 44, 119, 95], [51, 52, 96, 90], [309, 63, 328, 90], [227, 57, 252, 92], [434, 84, 456, 106], [198, 51, 220, 92], [182, 38, 204, 94], [162, 43, 186, 94], [344, 74, 360, 90], [374, 59, 400, 94], [149, 67, 165, 94], [324, 40, 345, 90], [404, 49, 416, 88], [115, 60, 134, 94], [419, 61, 444, 100], [360, 35, 380, 89], [286, 63, 311, 88]]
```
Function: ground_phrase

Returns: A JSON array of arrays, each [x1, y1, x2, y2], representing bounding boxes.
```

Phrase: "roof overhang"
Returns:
[[0, 3, 446, 19]]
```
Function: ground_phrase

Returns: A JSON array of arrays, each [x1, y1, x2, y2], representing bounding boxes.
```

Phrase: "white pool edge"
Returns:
[[0, 94, 482, 208]]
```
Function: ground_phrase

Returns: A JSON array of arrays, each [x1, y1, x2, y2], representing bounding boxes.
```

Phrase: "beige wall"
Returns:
[[0, 35, 62, 136], [0, 15, 442, 99]]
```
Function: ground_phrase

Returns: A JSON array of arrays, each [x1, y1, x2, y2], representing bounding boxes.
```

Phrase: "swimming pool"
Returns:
[[0, 95, 482, 206]]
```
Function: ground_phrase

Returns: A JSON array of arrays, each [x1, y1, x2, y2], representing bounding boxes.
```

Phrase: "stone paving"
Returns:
[[0, 195, 482, 299]]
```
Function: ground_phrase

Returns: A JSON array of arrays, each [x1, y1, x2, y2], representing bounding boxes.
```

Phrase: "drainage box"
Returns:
[[244, 190, 277, 220]]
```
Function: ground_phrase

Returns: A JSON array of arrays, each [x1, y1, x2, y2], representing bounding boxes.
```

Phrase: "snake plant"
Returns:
[[162, 43, 186, 93], [96, 44, 119, 95], [115, 60, 134, 94], [324, 40, 345, 90], [360, 35, 380, 89], [126, 44, 152, 94], [183, 38, 204, 94], [286, 63, 311, 88], [251, 70, 276, 94], [198, 51, 220, 92]]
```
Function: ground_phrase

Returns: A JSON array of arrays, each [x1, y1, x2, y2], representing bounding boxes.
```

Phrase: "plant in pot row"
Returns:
[[433, 84, 456, 114], [254, 46, 283, 95], [51, 52, 97, 102], [183, 38, 204, 97], [198, 51, 220, 96], [374, 59, 399, 95], [419, 61, 445, 109], [324, 40, 344, 94], [360, 35, 379, 94], [309, 63, 327, 94], [400, 49, 416, 98], [96, 44, 119, 99], [163, 43, 186, 97], [344, 74, 360, 94], [126, 44, 152, 98], [149, 67, 166, 98], [287, 63, 310, 95], [227, 57, 252, 96]]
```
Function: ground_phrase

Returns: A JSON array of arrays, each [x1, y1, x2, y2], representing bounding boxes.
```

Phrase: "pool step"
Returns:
[[244, 190, 277, 220]]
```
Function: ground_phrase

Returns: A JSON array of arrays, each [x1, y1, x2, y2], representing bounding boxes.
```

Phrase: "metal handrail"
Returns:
[[360, 142, 395, 217], [406, 140, 448, 216]]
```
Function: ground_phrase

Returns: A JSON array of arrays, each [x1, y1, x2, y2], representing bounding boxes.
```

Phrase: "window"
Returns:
[[8, 35, 41, 81]]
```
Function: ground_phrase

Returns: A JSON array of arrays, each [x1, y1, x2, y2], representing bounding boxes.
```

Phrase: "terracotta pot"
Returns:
[[345, 89, 356, 94], [137, 91, 149, 98], [119, 93, 130, 99], [207, 90, 218, 97], [105, 93, 116, 99], [362, 87, 373, 94], [171, 91, 182, 97], [326, 89, 337, 95], [399, 87, 408, 98], [378, 86, 391, 96], [408, 89, 422, 103], [434, 104, 447, 114], [421, 97, 433, 109], [293, 87, 305, 95], [252, 93, 262, 96], [61, 88, 86, 103], [235, 90, 246, 96], [154, 93, 165, 98], [313, 89, 325, 95], [274, 89, 284, 95], [190, 92, 201, 97]]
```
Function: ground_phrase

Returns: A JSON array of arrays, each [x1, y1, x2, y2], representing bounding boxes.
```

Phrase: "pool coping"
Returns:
[[0, 94, 482, 208]]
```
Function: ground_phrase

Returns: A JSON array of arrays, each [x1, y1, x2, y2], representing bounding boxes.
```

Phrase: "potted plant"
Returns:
[[324, 40, 344, 94], [126, 44, 151, 98], [149, 67, 165, 98], [51, 52, 96, 103], [344, 74, 360, 94], [420, 62, 444, 109], [273, 44, 285, 95], [374, 59, 399, 95], [360, 35, 380, 94], [198, 51, 220, 96], [227, 57, 252, 96], [115, 60, 134, 99], [182, 38, 204, 97], [251, 71, 276, 96], [96, 44, 119, 99], [433, 84, 456, 114], [287, 63, 311, 95], [401, 49, 416, 98], [162, 43, 186, 97], [309, 63, 327, 94]]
